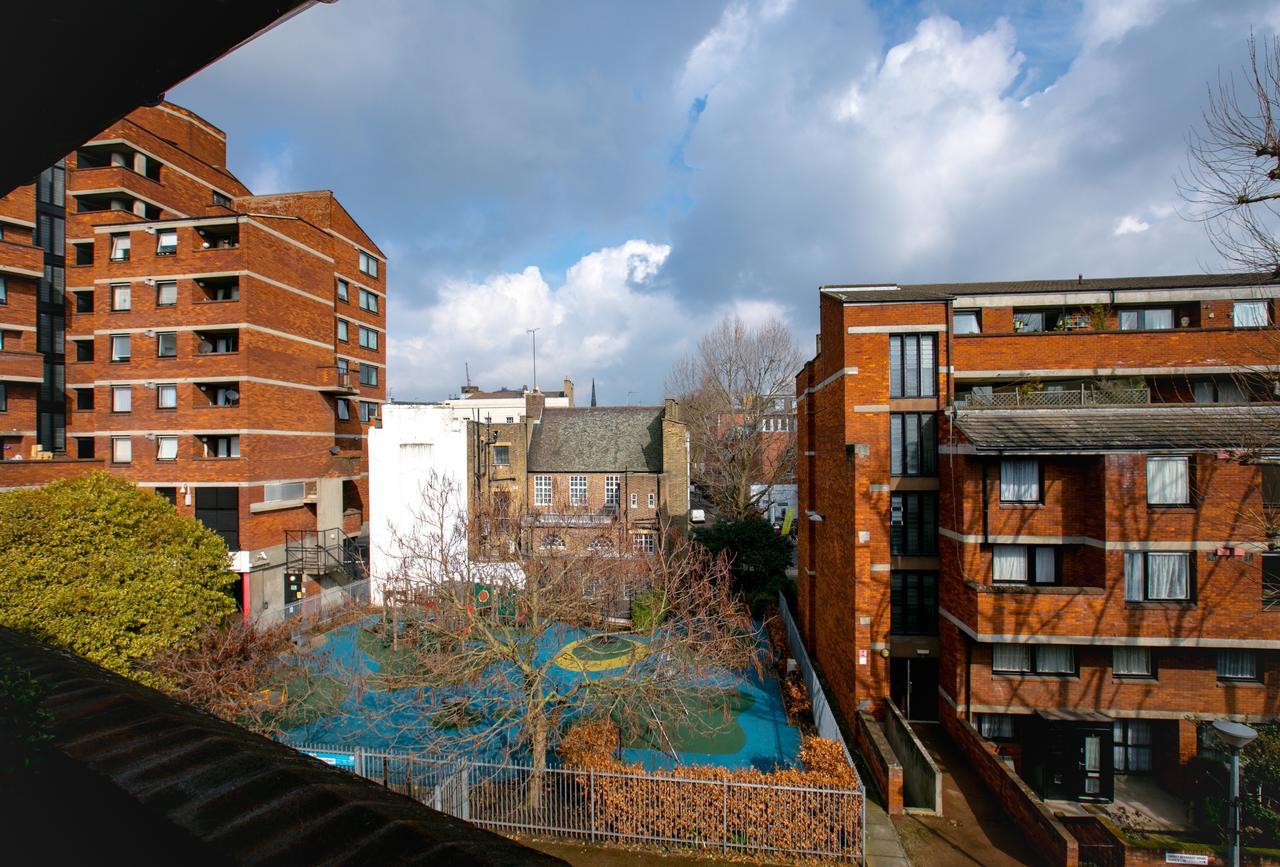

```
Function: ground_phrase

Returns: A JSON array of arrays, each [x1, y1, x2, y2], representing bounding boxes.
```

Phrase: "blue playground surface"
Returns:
[[283, 618, 802, 772]]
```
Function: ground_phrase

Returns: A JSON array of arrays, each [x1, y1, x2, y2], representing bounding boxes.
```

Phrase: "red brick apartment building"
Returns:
[[0, 101, 387, 616], [797, 274, 1279, 804]]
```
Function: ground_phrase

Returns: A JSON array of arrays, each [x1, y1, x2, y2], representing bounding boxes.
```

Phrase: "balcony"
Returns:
[[962, 386, 1150, 410], [317, 365, 358, 394], [0, 350, 43, 382], [525, 506, 620, 528]]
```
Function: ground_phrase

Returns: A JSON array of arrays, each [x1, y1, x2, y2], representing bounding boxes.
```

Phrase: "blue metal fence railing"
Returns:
[[778, 592, 856, 767]]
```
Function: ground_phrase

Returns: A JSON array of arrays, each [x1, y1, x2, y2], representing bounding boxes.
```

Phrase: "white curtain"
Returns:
[[1234, 301, 1268, 327], [993, 545, 1027, 582], [1146, 456, 1188, 505], [1036, 645, 1074, 673], [1217, 379, 1245, 403], [1124, 552, 1145, 601], [976, 713, 1014, 738], [1113, 646, 1151, 676], [1035, 547, 1056, 584], [1147, 553, 1189, 599], [1000, 459, 1039, 502], [1144, 308, 1174, 329], [993, 643, 1031, 672], [1192, 381, 1214, 403], [1217, 650, 1256, 679]]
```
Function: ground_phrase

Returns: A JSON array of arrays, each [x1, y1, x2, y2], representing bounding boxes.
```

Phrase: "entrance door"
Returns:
[[1079, 732, 1110, 801], [889, 657, 938, 721], [1040, 723, 1113, 802]]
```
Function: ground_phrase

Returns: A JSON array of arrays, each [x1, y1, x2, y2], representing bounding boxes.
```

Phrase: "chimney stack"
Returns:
[[526, 389, 546, 422], [563, 377, 574, 406]]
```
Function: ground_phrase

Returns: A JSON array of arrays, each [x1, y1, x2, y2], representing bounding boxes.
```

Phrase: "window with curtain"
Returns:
[[1217, 650, 1258, 681], [111, 386, 131, 413], [1113, 646, 1152, 677], [1146, 456, 1189, 505], [110, 334, 130, 361], [1036, 645, 1075, 674], [888, 334, 936, 398], [156, 281, 177, 306], [1013, 310, 1045, 332], [975, 713, 1015, 739], [1124, 551, 1191, 601], [992, 545, 1057, 584], [1000, 459, 1040, 502], [156, 384, 177, 409], [111, 437, 132, 463], [1233, 300, 1268, 327], [1114, 720, 1153, 772], [890, 413, 937, 476], [111, 283, 131, 310], [992, 643, 1032, 672], [1119, 308, 1174, 330]]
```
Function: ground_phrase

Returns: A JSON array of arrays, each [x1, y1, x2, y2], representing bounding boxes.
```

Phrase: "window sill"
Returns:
[[1217, 679, 1265, 687], [1112, 675, 1157, 682], [993, 672, 1078, 680], [110, 359, 131, 363], [1147, 505, 1195, 512], [192, 299, 240, 305], [1124, 600, 1195, 608], [249, 497, 311, 514], [999, 502, 1042, 508]]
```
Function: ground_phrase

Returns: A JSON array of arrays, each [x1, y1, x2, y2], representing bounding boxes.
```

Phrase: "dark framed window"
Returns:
[[992, 544, 1057, 584], [890, 413, 936, 475], [75, 388, 93, 410], [212, 191, 232, 208], [1264, 554, 1280, 611], [74, 340, 93, 362], [336, 278, 349, 302], [954, 309, 981, 334], [890, 571, 938, 635], [1146, 456, 1190, 506], [1123, 552, 1192, 602], [493, 445, 510, 466], [1217, 650, 1259, 682], [1119, 308, 1174, 331], [0, 383, 6, 412], [156, 332, 177, 358], [1112, 646, 1154, 678], [890, 492, 937, 555], [75, 437, 94, 459], [359, 363, 378, 386], [992, 643, 1075, 675], [336, 399, 350, 421], [194, 487, 239, 550], [999, 458, 1040, 503], [1113, 720, 1153, 772], [889, 334, 936, 398], [155, 486, 178, 505], [975, 713, 1015, 740], [74, 290, 92, 313]]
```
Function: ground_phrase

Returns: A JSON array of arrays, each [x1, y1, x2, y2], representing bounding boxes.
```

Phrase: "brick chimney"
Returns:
[[562, 377, 574, 406], [525, 389, 546, 422], [663, 397, 680, 422]]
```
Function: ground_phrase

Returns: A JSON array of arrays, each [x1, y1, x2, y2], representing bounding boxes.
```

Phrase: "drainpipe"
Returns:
[[241, 571, 252, 623], [981, 461, 990, 543]]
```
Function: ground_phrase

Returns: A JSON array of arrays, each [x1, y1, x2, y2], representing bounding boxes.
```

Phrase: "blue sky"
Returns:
[[170, 0, 1280, 403]]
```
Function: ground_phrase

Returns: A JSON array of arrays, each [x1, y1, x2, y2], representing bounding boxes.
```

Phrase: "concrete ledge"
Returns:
[[883, 698, 943, 815], [856, 709, 904, 815]]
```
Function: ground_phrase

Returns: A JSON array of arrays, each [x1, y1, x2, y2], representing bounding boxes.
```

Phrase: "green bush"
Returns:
[[631, 591, 668, 631], [0, 662, 53, 774], [693, 519, 793, 601], [0, 473, 237, 686]]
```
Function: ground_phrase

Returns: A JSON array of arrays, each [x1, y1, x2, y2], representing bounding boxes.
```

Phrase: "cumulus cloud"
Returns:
[[1114, 215, 1152, 235]]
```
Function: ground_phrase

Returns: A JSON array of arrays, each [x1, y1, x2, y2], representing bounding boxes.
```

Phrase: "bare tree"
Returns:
[[1181, 33, 1280, 274], [667, 315, 803, 520], [373, 472, 759, 807]]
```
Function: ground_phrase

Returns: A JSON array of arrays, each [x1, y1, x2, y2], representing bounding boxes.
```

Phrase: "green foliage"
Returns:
[[0, 473, 237, 686], [630, 591, 668, 631], [693, 519, 794, 614], [1194, 723, 1280, 848], [0, 661, 53, 774]]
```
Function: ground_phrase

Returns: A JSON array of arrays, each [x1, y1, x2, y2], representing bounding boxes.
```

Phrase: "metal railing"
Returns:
[[778, 593, 857, 768], [963, 386, 1150, 409], [284, 528, 368, 583], [285, 743, 865, 862], [256, 577, 371, 628]]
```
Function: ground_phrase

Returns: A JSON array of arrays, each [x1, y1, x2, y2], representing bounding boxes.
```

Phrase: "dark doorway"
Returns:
[[1034, 721, 1113, 802], [890, 657, 938, 721], [194, 487, 239, 550]]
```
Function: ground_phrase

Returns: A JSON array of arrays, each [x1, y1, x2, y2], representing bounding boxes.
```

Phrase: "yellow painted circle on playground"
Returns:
[[553, 635, 650, 673]]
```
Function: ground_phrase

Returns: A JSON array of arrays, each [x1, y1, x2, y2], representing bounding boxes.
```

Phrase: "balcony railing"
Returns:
[[317, 365, 358, 394], [962, 386, 1150, 409]]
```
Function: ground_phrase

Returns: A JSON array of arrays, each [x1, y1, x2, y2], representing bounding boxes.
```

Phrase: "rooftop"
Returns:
[[822, 272, 1280, 304], [527, 407, 665, 472], [953, 404, 1280, 454]]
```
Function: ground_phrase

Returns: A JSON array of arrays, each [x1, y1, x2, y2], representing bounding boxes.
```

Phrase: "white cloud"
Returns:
[[1114, 215, 1152, 235], [1080, 0, 1168, 50]]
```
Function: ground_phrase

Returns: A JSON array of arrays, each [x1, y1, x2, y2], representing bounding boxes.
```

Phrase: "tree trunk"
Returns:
[[527, 707, 548, 811]]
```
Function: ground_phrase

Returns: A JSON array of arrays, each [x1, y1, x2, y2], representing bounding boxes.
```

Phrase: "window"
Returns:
[[1265, 555, 1280, 611], [1233, 300, 1268, 328], [993, 643, 1075, 675], [111, 436, 132, 464], [1113, 646, 1153, 678], [264, 481, 305, 502], [1013, 310, 1046, 332], [890, 413, 937, 476], [992, 545, 1057, 584], [76, 437, 94, 459], [534, 475, 552, 506], [1124, 552, 1191, 602], [890, 571, 938, 635], [212, 191, 232, 207], [890, 492, 937, 555], [1217, 650, 1258, 681], [109, 233, 130, 261], [74, 340, 93, 362], [358, 250, 378, 277], [975, 713, 1015, 740], [0, 383, 5, 412], [73, 242, 94, 266], [111, 283, 131, 311], [1146, 456, 1189, 505], [359, 326, 379, 350], [493, 445, 510, 466], [74, 289, 92, 313], [336, 278, 349, 302], [633, 533, 656, 554], [540, 533, 566, 550], [1119, 308, 1174, 330], [1000, 459, 1040, 503], [0, 276, 5, 304], [630, 493, 638, 508], [110, 334, 131, 361], [336, 319, 348, 342], [156, 436, 178, 461], [209, 384, 238, 407], [888, 334, 936, 398], [954, 310, 981, 334], [156, 281, 177, 306], [200, 332, 237, 354], [1114, 720, 1153, 773], [359, 401, 377, 422], [336, 357, 348, 376], [156, 332, 177, 357], [111, 386, 131, 413], [359, 288, 379, 313], [605, 475, 620, 506], [156, 383, 177, 409], [156, 230, 178, 255], [202, 435, 240, 458], [35, 214, 64, 255], [194, 487, 239, 550], [1192, 379, 1246, 404], [648, 492, 656, 508], [359, 363, 378, 386], [336, 399, 350, 421], [569, 475, 588, 506], [75, 388, 93, 410]]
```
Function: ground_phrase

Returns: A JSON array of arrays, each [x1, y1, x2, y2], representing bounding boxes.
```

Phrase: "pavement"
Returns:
[[865, 793, 912, 866]]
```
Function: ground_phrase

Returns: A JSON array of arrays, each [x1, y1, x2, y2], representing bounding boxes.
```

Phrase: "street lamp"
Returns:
[[1213, 719, 1259, 867]]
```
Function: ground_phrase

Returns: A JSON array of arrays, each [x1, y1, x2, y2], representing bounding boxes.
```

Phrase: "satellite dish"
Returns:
[[226, 389, 240, 402]]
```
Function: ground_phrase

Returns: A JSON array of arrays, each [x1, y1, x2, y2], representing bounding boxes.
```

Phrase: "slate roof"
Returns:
[[0, 627, 562, 866], [953, 405, 1280, 454], [822, 272, 1280, 304], [528, 407, 664, 472]]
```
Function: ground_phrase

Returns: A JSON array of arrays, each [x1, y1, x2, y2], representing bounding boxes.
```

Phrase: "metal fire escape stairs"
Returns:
[[284, 528, 369, 586]]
